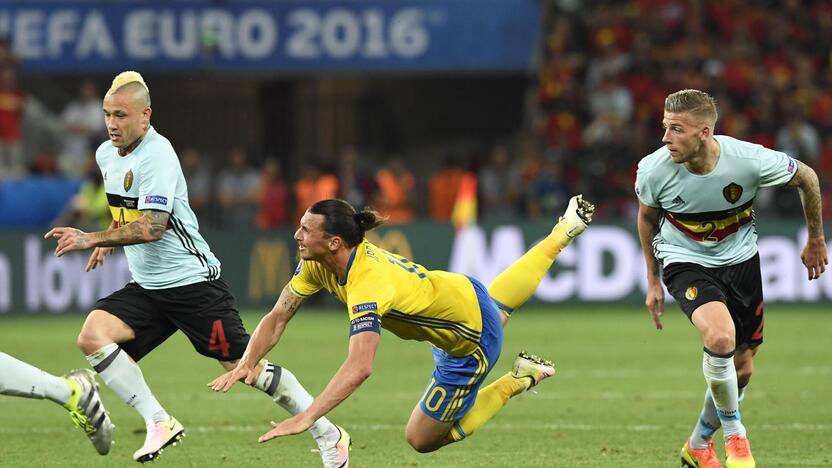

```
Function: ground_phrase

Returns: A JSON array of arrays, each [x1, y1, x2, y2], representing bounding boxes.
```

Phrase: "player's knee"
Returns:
[[77, 324, 111, 354], [76, 329, 99, 354], [404, 427, 442, 453], [406, 439, 430, 453], [704, 332, 735, 354], [77, 310, 134, 354], [405, 435, 440, 453]]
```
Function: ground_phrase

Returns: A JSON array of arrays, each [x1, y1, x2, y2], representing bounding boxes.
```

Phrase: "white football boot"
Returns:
[[63, 368, 114, 455], [557, 194, 595, 241], [511, 352, 556, 388], [132, 416, 185, 463], [316, 424, 351, 468]]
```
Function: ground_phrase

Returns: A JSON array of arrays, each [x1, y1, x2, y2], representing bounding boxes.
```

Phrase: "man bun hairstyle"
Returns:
[[664, 89, 718, 127], [354, 210, 384, 232], [309, 199, 387, 247]]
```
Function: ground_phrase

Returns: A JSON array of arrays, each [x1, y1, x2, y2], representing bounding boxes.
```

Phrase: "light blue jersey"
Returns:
[[636, 135, 797, 267], [96, 126, 220, 289]]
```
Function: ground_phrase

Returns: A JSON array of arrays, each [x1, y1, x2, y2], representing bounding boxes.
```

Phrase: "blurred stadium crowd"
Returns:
[[1, 0, 831, 230], [537, 0, 832, 220]]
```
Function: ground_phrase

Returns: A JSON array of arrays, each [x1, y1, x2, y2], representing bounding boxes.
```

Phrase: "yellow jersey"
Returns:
[[289, 240, 483, 356]]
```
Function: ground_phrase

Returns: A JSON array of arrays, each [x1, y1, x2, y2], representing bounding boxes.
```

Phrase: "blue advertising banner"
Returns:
[[0, 0, 541, 73]]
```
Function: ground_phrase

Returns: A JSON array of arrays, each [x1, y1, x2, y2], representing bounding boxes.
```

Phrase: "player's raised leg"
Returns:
[[487, 195, 593, 325], [405, 285, 558, 453], [77, 309, 183, 463], [0, 352, 114, 455], [450, 352, 555, 442], [419, 197, 591, 450], [404, 351, 555, 452]]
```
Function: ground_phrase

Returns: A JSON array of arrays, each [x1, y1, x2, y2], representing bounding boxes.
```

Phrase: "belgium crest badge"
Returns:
[[685, 286, 698, 301], [723, 182, 742, 204], [123, 169, 134, 191]]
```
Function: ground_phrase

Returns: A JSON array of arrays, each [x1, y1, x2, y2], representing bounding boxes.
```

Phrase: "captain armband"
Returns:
[[350, 313, 381, 336]]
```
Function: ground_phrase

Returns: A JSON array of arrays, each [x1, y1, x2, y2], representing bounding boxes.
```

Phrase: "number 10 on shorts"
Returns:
[[421, 378, 447, 412]]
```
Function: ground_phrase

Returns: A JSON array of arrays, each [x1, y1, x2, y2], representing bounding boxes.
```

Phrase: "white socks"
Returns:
[[0, 352, 71, 405], [252, 362, 336, 439], [701, 350, 746, 440], [81, 347, 330, 436], [87, 343, 169, 423], [690, 385, 747, 448]]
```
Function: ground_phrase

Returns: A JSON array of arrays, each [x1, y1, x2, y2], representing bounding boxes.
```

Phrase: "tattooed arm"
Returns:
[[210, 283, 306, 391], [85, 221, 118, 272], [785, 161, 828, 280], [92, 209, 169, 246], [786, 161, 825, 238], [239, 283, 305, 369], [45, 209, 169, 257]]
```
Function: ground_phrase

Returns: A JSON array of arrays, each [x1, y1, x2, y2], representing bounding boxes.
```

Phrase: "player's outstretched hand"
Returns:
[[44, 227, 93, 257], [258, 414, 314, 443], [208, 365, 257, 393], [801, 237, 828, 281], [86, 247, 114, 272], [645, 281, 665, 330]]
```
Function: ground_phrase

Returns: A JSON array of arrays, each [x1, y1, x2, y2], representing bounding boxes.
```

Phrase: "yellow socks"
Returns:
[[487, 220, 572, 314], [450, 372, 531, 441]]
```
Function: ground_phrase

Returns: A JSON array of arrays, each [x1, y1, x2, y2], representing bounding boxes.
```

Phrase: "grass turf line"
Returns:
[[0, 307, 830, 467]]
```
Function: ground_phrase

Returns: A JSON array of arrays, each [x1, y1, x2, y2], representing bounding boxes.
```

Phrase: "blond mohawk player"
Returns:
[[46, 71, 350, 466]]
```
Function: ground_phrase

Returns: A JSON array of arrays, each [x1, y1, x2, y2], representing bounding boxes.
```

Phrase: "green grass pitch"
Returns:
[[1, 306, 830, 467]]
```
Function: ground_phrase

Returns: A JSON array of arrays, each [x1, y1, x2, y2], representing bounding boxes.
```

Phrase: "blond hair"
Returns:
[[664, 89, 718, 127], [107, 71, 150, 106]]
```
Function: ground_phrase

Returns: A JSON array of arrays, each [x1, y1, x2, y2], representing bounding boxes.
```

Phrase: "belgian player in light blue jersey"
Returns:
[[636, 89, 827, 468], [210, 196, 594, 461], [45, 71, 349, 467]]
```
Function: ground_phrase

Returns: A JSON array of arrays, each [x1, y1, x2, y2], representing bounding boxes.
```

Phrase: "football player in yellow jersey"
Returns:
[[210, 196, 593, 457]]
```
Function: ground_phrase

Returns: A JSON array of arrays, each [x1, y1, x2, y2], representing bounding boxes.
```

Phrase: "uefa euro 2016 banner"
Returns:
[[0, 0, 540, 73], [0, 222, 830, 315]]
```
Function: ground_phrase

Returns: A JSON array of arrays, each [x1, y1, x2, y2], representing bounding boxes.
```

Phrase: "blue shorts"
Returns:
[[419, 276, 503, 422]]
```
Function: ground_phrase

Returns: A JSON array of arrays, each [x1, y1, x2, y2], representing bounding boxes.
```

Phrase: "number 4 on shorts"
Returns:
[[209, 319, 230, 357]]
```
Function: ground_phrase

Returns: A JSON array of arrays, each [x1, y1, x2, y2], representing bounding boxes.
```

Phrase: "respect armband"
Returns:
[[349, 313, 381, 336]]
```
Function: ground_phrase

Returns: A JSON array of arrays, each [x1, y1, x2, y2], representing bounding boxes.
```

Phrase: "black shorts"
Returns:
[[662, 253, 764, 349], [92, 278, 250, 362]]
